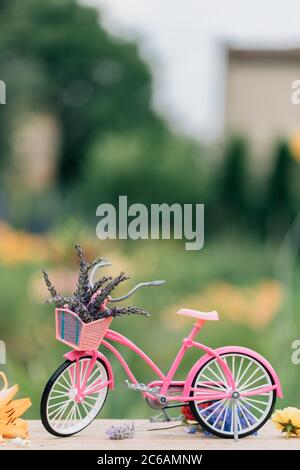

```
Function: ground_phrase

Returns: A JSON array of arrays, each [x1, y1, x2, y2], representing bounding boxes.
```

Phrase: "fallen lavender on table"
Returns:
[[105, 423, 135, 440]]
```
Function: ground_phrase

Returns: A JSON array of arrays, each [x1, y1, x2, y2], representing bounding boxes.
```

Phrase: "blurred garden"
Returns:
[[0, 0, 300, 419]]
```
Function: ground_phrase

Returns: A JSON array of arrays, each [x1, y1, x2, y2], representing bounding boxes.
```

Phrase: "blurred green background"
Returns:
[[0, 0, 300, 419]]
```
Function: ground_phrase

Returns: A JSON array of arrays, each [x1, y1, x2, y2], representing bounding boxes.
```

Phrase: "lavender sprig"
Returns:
[[74, 243, 92, 305], [89, 276, 113, 297], [42, 269, 58, 299], [105, 423, 135, 440], [42, 244, 150, 324], [89, 272, 129, 316], [106, 306, 150, 318]]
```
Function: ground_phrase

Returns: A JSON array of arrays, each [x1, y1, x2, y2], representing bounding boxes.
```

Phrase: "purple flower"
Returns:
[[105, 423, 135, 440], [184, 426, 197, 434], [201, 402, 257, 435]]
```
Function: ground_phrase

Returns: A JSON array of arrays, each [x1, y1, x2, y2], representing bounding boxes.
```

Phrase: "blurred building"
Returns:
[[12, 114, 60, 192], [225, 47, 300, 162]]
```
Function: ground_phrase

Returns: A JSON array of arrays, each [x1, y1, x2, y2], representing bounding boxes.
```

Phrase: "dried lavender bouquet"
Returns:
[[42, 243, 149, 323]]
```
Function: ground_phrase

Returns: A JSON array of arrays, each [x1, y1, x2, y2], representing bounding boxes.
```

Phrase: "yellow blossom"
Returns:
[[272, 407, 300, 438]]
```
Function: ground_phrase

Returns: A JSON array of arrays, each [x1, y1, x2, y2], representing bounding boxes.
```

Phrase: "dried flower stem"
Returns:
[[42, 244, 150, 323]]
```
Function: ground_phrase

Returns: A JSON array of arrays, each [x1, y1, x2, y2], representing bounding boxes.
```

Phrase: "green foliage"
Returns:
[[78, 129, 213, 215], [264, 141, 296, 236], [218, 137, 249, 224], [0, 0, 160, 180]]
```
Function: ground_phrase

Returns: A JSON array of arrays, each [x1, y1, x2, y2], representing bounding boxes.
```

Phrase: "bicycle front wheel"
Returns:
[[189, 353, 276, 438], [41, 357, 109, 437]]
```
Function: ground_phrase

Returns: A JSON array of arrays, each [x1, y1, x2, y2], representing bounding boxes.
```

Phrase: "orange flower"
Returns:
[[165, 280, 283, 330], [0, 373, 31, 441]]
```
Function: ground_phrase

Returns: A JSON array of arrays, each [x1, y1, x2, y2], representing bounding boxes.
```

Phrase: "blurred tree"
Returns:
[[215, 137, 249, 229], [0, 0, 161, 184], [78, 128, 212, 216], [264, 141, 296, 237]]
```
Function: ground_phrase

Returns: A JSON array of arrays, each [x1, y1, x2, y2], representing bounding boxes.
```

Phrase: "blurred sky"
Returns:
[[82, 0, 300, 141]]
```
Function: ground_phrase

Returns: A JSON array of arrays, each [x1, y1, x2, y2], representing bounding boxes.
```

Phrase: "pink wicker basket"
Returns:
[[55, 308, 112, 351]]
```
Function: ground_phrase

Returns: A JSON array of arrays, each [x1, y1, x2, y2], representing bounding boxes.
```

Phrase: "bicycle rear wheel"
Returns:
[[189, 352, 276, 438], [41, 356, 109, 437]]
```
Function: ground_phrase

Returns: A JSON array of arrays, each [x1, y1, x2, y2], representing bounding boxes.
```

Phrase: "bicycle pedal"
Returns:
[[125, 380, 159, 394]]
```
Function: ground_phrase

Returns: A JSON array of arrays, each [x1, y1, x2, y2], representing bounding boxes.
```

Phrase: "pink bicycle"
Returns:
[[41, 263, 282, 439]]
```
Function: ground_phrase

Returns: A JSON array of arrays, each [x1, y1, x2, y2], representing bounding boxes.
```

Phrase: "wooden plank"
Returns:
[[2, 420, 300, 450]]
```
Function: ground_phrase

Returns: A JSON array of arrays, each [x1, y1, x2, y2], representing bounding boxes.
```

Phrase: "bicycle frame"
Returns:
[[103, 319, 235, 403], [65, 318, 281, 404]]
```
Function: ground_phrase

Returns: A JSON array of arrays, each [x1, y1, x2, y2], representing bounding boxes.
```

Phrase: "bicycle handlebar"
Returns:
[[89, 258, 166, 302], [110, 280, 166, 303], [89, 259, 112, 288]]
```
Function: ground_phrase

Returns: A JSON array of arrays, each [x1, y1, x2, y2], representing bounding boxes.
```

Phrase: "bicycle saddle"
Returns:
[[177, 308, 219, 321]]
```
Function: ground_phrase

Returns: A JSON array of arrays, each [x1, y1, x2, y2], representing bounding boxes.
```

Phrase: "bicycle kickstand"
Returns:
[[233, 400, 239, 442]]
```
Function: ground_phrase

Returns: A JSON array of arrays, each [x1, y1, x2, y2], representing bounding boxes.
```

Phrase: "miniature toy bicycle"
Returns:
[[41, 260, 282, 439]]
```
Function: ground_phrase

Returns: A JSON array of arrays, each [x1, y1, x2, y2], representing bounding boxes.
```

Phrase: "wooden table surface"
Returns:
[[2, 420, 300, 450]]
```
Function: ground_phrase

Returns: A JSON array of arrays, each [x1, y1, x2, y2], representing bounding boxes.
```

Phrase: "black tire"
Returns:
[[189, 353, 277, 439], [41, 357, 109, 437]]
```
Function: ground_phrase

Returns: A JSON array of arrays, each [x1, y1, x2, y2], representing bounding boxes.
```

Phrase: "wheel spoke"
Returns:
[[79, 361, 86, 387], [84, 377, 104, 394], [239, 374, 267, 392], [48, 401, 68, 419], [196, 378, 227, 392], [236, 404, 243, 431], [236, 359, 252, 388], [86, 367, 101, 386], [230, 402, 234, 433], [48, 392, 68, 400], [50, 399, 71, 422], [215, 361, 228, 388], [203, 398, 227, 420], [80, 360, 90, 387], [48, 398, 70, 410], [221, 401, 230, 431], [84, 394, 98, 402], [235, 357, 244, 385], [53, 401, 72, 429], [210, 400, 228, 429], [72, 403, 78, 423], [240, 397, 265, 415], [53, 381, 70, 392], [237, 401, 251, 428], [76, 402, 83, 421], [241, 396, 268, 406], [201, 367, 227, 390], [198, 399, 226, 414], [238, 400, 259, 425], [240, 384, 270, 394], [237, 365, 260, 391], [82, 399, 94, 410], [60, 371, 72, 389], [68, 363, 75, 388], [62, 403, 76, 428], [81, 400, 90, 416]]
